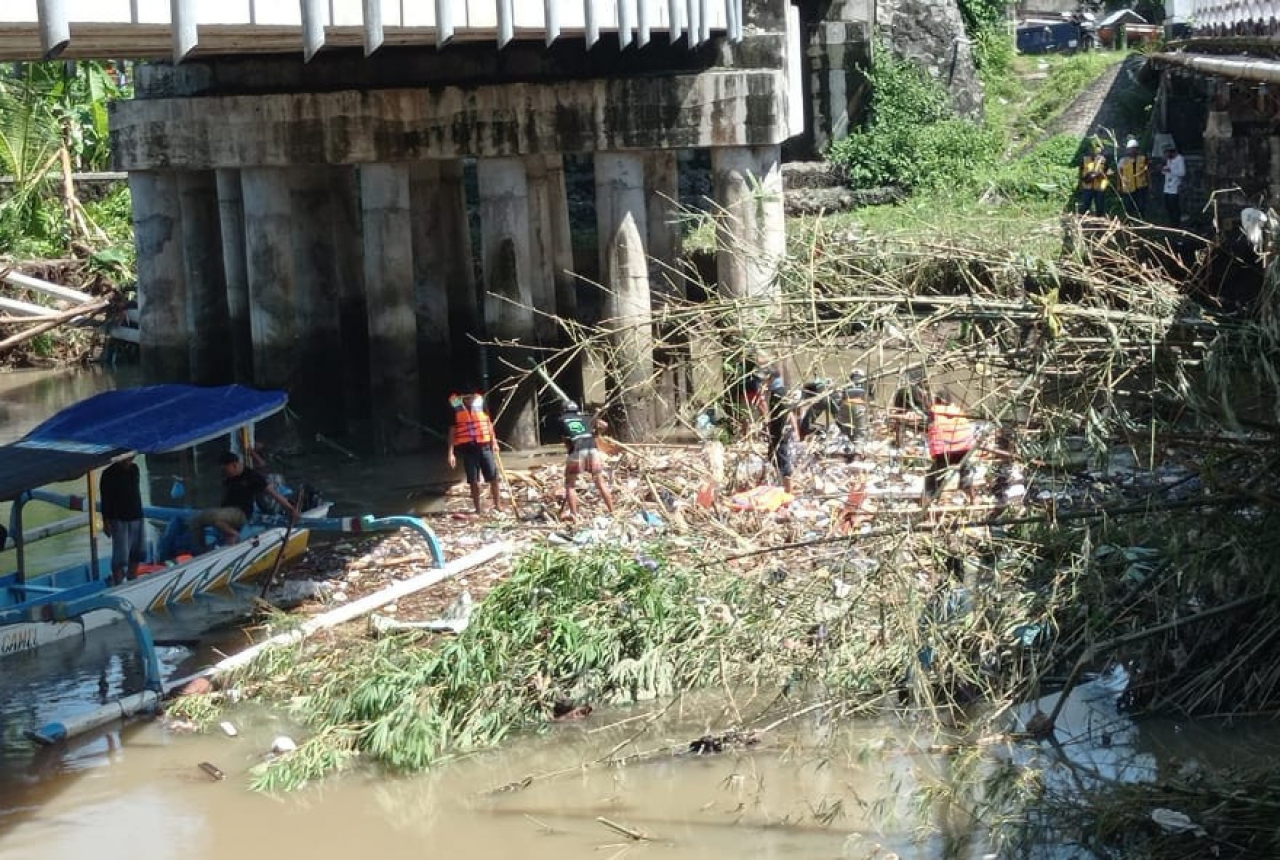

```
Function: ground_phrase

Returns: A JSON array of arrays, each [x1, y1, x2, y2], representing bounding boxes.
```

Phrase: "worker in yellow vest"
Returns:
[[446, 391, 503, 515], [1077, 139, 1110, 217], [1116, 138, 1149, 220], [923, 388, 976, 510]]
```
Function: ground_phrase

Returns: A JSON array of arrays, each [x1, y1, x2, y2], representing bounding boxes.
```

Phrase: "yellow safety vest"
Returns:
[[1080, 154, 1109, 191], [1117, 155, 1148, 193]]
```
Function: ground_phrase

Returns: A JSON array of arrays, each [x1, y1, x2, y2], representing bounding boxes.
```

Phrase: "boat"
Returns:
[[0, 384, 442, 677]]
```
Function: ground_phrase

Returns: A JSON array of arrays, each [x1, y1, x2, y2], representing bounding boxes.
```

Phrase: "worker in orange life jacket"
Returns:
[[446, 391, 503, 515], [922, 388, 977, 509]]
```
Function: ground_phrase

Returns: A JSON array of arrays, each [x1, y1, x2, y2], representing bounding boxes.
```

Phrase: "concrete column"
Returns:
[[177, 170, 232, 385], [129, 170, 189, 380], [408, 160, 460, 434], [644, 150, 687, 411], [328, 166, 371, 421], [477, 157, 539, 449], [712, 145, 785, 305], [713, 144, 788, 384], [216, 168, 253, 383], [595, 152, 655, 441], [522, 155, 561, 347], [436, 160, 480, 376], [525, 152, 583, 411], [360, 163, 421, 453], [289, 166, 345, 430], [240, 167, 299, 393]]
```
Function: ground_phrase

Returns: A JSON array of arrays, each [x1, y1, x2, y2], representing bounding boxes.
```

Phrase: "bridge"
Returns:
[[1148, 0, 1280, 233], [2, 1, 879, 450]]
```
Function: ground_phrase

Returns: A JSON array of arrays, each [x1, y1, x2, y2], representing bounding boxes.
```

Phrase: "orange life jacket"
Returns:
[[927, 403, 975, 456], [451, 396, 494, 446]]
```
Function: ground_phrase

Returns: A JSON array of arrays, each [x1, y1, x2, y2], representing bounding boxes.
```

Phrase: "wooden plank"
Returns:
[[2, 270, 93, 304]]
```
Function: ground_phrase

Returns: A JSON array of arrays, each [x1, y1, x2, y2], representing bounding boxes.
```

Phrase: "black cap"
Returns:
[[217, 451, 240, 465]]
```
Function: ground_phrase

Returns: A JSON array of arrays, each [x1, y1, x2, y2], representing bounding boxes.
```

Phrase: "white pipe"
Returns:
[[1155, 51, 1280, 83], [363, 0, 384, 55], [668, 0, 684, 41], [619, 0, 634, 48], [301, 0, 327, 60], [2, 271, 92, 304], [497, 0, 514, 47], [35, 0, 70, 59], [637, 0, 651, 46], [26, 541, 513, 746], [544, 0, 561, 44], [184, 541, 510, 676], [585, 0, 600, 47], [436, 0, 454, 46], [170, 0, 198, 63]]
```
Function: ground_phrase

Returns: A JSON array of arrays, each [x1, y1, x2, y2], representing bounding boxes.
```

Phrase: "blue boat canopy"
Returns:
[[0, 384, 287, 501]]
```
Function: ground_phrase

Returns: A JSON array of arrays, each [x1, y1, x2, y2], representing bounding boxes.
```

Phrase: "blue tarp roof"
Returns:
[[0, 384, 287, 501]]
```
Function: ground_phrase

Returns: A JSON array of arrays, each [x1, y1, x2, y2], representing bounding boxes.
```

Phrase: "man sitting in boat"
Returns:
[[188, 452, 299, 549]]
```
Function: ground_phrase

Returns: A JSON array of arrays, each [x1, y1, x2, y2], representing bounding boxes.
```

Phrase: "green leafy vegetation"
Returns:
[[0, 61, 134, 269]]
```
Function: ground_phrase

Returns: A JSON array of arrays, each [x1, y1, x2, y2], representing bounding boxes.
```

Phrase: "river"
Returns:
[[0, 368, 1260, 860]]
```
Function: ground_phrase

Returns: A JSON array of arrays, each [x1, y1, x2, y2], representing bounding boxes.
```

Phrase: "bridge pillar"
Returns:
[[129, 170, 190, 381], [408, 160, 463, 434], [327, 166, 372, 422], [240, 167, 300, 396], [525, 153, 583, 419], [712, 145, 785, 306], [289, 167, 346, 432], [177, 171, 232, 385], [595, 152, 656, 441], [644, 150, 687, 413], [477, 157, 540, 449], [359, 163, 421, 453], [215, 169, 253, 383], [435, 160, 480, 378]]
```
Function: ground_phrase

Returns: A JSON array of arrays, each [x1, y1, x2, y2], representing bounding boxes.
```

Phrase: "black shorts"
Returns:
[[925, 450, 972, 499], [457, 443, 498, 483]]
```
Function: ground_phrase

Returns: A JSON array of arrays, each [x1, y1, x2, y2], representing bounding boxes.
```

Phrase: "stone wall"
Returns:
[[876, 0, 984, 119]]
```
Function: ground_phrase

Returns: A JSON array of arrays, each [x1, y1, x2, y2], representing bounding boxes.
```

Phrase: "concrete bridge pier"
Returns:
[[477, 157, 540, 449], [177, 170, 232, 385], [525, 153, 583, 421], [712, 144, 786, 381], [595, 152, 656, 441], [360, 163, 420, 453], [327, 166, 372, 422], [289, 166, 346, 432], [215, 168, 253, 384], [129, 170, 189, 381], [240, 167, 301, 402], [644, 150, 688, 414], [409, 160, 462, 434]]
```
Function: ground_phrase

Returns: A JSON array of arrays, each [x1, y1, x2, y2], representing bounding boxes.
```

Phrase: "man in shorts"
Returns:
[[189, 451, 297, 549], [558, 401, 615, 520], [446, 391, 503, 515], [100, 454, 145, 584]]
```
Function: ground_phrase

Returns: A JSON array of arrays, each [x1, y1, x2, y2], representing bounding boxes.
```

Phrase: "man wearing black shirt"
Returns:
[[100, 454, 145, 584], [189, 451, 297, 548]]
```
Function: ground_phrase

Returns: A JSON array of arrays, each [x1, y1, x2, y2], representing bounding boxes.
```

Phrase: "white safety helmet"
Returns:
[[1125, 138, 1139, 150]]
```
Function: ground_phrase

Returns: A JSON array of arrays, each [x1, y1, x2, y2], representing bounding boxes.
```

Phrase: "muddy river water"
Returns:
[[0, 368, 1267, 860]]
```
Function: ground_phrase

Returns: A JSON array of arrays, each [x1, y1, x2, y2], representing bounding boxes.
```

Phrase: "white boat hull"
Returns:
[[0, 526, 309, 658]]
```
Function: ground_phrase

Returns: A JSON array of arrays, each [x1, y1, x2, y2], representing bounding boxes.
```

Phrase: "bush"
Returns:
[[989, 134, 1080, 202], [827, 50, 1000, 191]]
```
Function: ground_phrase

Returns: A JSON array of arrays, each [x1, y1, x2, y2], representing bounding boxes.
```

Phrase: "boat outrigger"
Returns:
[[0, 384, 442, 691]]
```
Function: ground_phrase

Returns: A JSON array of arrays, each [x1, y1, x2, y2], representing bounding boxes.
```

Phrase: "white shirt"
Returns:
[[1162, 153, 1186, 195]]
